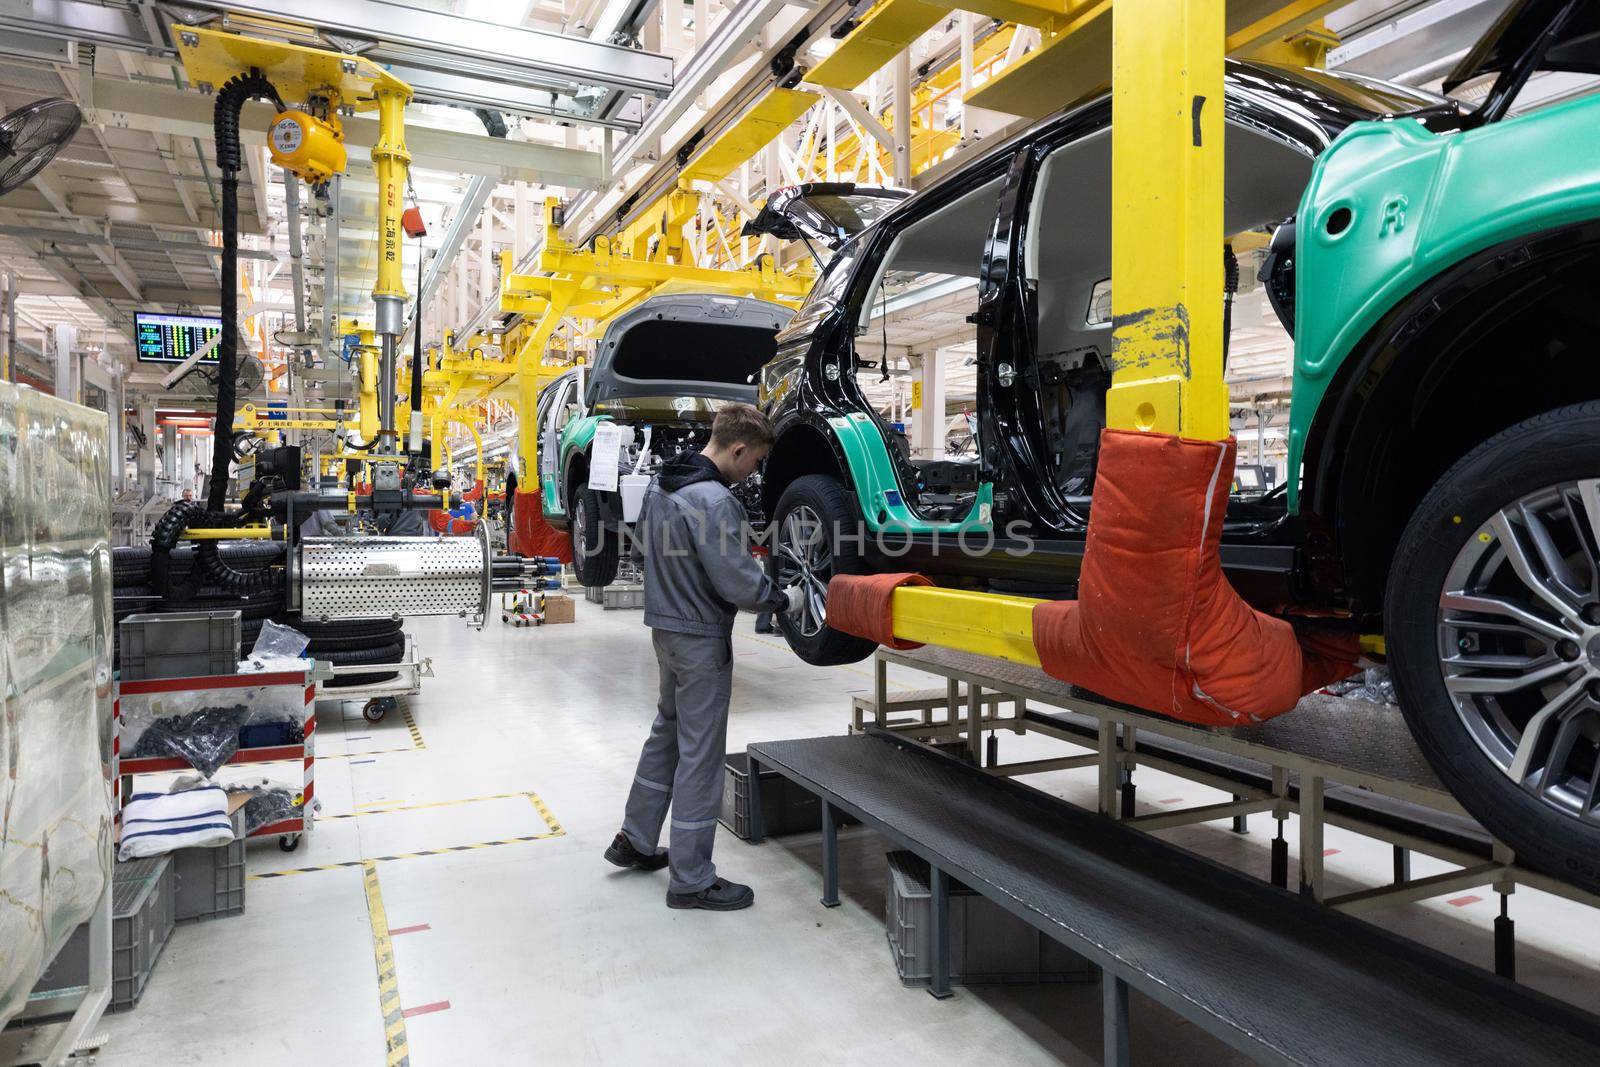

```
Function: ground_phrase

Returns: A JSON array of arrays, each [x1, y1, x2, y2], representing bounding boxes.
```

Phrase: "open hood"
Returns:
[[1444, 0, 1600, 121], [585, 294, 794, 409], [742, 182, 909, 251]]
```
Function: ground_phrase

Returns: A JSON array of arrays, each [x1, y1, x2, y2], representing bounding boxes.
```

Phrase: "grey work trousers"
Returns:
[[622, 628, 733, 895]]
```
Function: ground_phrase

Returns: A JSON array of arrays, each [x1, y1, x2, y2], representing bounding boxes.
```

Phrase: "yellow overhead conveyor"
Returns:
[[683, 88, 823, 183], [965, 0, 1343, 119], [803, 0, 949, 90]]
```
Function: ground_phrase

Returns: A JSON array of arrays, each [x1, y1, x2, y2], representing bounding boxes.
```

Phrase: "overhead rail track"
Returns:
[[1, 0, 674, 129]]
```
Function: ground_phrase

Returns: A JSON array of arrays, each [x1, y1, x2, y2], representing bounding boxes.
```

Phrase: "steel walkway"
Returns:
[[746, 731, 1600, 1066]]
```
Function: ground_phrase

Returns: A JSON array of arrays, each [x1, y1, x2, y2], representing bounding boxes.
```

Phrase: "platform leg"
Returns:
[[1495, 894, 1515, 981], [1103, 973, 1131, 1067], [1392, 845, 1411, 885], [967, 684, 984, 764], [946, 678, 962, 741], [1097, 720, 1119, 818], [929, 864, 954, 1000], [1231, 795, 1248, 834], [1298, 774, 1325, 900], [874, 654, 888, 729], [746, 754, 766, 844], [1270, 821, 1288, 889], [820, 800, 840, 908]]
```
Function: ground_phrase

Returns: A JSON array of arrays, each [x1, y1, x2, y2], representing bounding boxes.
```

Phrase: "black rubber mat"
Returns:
[[749, 732, 1600, 1065]]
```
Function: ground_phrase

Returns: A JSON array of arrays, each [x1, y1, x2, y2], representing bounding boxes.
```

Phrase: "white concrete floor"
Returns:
[[98, 599, 1600, 1065]]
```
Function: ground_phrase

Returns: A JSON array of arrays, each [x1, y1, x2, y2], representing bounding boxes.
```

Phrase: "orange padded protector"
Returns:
[[1031, 430, 1357, 726], [509, 489, 572, 563], [827, 573, 933, 650]]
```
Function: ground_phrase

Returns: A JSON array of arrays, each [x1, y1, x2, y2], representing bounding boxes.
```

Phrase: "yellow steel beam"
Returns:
[[889, 586, 1044, 665], [926, 0, 1069, 27], [804, 0, 948, 90], [965, 0, 1327, 121], [173, 25, 408, 106], [683, 89, 822, 182], [1106, 0, 1227, 439], [1225, 0, 1343, 61]]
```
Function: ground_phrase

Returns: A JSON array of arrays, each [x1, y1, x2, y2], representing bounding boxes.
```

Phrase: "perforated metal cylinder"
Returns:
[[299, 532, 489, 620]]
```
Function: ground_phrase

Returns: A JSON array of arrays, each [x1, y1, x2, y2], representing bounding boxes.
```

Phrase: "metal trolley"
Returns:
[[117, 669, 317, 852], [315, 634, 433, 723]]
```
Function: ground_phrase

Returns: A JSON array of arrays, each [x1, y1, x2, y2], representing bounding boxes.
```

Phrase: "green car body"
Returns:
[[1288, 89, 1600, 513]]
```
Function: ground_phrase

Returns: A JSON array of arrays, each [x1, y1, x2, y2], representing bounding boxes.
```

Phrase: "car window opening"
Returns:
[[856, 175, 1005, 523], [1023, 123, 1308, 507]]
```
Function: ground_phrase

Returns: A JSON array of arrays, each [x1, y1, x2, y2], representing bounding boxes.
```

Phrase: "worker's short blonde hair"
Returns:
[[710, 402, 775, 450]]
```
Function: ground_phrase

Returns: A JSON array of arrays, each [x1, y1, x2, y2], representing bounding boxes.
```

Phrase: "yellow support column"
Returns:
[[1105, 0, 1228, 441]]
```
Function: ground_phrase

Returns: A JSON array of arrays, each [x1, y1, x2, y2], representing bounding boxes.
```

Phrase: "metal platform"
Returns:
[[862, 645, 1598, 924], [746, 731, 1600, 1066]]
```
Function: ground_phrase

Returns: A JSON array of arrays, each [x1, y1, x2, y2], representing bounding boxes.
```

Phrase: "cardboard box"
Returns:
[[543, 594, 576, 624]]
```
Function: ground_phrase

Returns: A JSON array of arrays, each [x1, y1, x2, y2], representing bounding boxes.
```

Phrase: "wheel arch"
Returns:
[[1301, 218, 1600, 620], [761, 418, 852, 516]]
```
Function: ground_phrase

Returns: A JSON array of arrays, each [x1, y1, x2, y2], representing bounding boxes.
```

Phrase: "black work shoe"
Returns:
[[604, 831, 668, 871], [666, 877, 754, 911]]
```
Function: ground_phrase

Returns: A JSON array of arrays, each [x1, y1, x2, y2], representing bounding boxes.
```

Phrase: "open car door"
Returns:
[[1444, 0, 1600, 123], [742, 182, 909, 253]]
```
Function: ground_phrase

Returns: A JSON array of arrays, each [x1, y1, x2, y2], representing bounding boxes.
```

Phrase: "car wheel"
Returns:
[[570, 486, 620, 588], [768, 474, 878, 666], [1387, 402, 1600, 896]]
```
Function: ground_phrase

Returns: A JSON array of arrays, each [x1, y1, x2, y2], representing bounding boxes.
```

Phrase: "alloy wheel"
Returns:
[[1438, 479, 1600, 822], [774, 503, 831, 639]]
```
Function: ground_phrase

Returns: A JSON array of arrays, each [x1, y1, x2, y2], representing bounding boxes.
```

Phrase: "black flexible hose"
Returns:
[[149, 499, 205, 596], [208, 70, 283, 513], [1222, 244, 1240, 373]]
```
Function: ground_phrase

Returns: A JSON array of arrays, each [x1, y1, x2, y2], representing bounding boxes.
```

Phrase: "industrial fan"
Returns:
[[0, 98, 83, 196]]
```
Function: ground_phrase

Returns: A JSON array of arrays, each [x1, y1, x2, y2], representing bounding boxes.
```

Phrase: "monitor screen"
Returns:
[[135, 312, 222, 365]]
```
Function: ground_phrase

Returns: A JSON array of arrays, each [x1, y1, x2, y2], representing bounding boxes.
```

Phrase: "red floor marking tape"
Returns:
[[402, 1001, 451, 1019], [389, 924, 431, 936], [1158, 798, 1183, 805], [1323, 849, 1342, 857], [1447, 895, 1484, 907]]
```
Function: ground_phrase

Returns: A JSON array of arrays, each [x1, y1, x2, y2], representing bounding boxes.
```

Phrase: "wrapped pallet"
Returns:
[[0, 381, 115, 1028]]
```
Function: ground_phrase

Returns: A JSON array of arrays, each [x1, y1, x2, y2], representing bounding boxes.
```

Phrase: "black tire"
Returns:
[[1387, 402, 1600, 897], [306, 631, 406, 654], [767, 473, 879, 666], [317, 640, 405, 666], [570, 485, 620, 588], [292, 617, 403, 640]]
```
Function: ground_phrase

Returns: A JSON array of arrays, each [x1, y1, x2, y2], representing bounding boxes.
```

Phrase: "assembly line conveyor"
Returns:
[[743, 730, 1600, 1065]]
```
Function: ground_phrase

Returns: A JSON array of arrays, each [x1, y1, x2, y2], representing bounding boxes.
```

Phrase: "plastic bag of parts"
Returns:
[[1324, 666, 1397, 706], [240, 619, 310, 673], [121, 680, 306, 776], [0, 381, 115, 1029], [226, 780, 313, 835]]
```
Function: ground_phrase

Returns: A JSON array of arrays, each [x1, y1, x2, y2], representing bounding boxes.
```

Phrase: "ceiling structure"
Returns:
[[0, 0, 1593, 474]]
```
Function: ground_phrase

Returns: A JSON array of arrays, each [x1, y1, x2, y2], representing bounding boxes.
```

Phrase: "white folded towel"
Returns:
[[119, 785, 236, 860]]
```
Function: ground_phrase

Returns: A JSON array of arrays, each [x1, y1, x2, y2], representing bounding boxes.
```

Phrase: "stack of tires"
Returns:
[[111, 544, 405, 686], [294, 617, 406, 688]]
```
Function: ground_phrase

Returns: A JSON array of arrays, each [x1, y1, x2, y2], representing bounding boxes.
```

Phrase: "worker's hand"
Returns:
[[783, 584, 807, 615]]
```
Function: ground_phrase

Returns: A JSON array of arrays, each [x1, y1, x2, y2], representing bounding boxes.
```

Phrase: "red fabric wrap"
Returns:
[[827, 573, 933, 650], [428, 510, 476, 536], [509, 489, 573, 563], [1031, 430, 1358, 726]]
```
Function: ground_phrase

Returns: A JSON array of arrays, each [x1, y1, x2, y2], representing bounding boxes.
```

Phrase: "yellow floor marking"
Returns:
[[251, 792, 567, 880], [362, 861, 410, 1067], [323, 791, 536, 821]]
